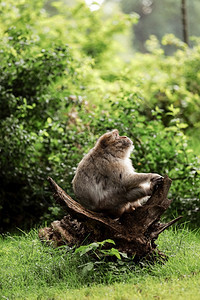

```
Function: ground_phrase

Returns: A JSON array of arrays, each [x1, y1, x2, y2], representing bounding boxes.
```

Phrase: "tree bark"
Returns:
[[39, 175, 182, 260]]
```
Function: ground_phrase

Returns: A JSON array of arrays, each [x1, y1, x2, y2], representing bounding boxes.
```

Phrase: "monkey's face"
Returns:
[[97, 129, 133, 158]]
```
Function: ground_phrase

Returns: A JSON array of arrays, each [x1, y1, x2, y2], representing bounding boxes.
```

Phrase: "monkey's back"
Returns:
[[72, 148, 123, 211]]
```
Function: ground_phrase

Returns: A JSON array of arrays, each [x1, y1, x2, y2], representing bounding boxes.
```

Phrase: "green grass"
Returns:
[[0, 226, 200, 299]]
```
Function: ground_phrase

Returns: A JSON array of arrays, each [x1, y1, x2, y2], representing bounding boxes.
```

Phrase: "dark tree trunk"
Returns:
[[39, 176, 182, 260], [181, 0, 189, 45]]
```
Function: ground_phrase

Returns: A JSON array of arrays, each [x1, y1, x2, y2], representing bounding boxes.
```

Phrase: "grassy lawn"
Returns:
[[52, 275, 200, 300], [0, 226, 200, 299]]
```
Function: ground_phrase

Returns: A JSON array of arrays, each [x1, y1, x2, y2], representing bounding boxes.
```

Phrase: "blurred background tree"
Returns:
[[119, 0, 200, 53]]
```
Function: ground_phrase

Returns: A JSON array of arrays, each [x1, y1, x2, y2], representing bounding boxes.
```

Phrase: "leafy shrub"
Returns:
[[0, 26, 76, 229], [118, 35, 200, 130], [0, 1, 199, 231]]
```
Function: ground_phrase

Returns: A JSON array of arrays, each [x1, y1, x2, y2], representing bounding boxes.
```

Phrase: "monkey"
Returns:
[[72, 129, 163, 217]]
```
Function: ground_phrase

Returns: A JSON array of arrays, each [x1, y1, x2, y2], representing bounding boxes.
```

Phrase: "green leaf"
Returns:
[[82, 262, 94, 274], [75, 243, 99, 256], [98, 239, 115, 247]]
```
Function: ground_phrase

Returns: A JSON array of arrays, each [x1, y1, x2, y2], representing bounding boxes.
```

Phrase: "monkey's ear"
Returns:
[[98, 133, 111, 148], [100, 136, 108, 148]]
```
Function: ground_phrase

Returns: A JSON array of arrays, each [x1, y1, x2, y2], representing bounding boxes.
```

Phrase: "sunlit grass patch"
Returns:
[[0, 227, 199, 299]]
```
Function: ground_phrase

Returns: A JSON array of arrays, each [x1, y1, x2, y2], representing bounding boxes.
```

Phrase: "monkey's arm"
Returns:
[[124, 172, 161, 190]]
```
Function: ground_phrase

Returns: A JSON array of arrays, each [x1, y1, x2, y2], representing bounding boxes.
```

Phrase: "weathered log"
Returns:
[[39, 176, 182, 259]]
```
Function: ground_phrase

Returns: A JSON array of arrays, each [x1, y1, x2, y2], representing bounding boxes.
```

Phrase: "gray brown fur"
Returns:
[[72, 129, 163, 216]]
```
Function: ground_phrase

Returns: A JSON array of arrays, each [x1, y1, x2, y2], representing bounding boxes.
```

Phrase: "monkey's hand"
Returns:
[[150, 175, 164, 192]]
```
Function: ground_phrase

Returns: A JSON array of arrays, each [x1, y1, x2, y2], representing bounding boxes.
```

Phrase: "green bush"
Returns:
[[119, 34, 200, 130], [0, 0, 199, 230], [0, 26, 75, 229]]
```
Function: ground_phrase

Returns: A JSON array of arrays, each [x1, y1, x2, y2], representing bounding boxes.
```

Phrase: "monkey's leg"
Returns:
[[113, 199, 143, 216], [117, 187, 150, 215], [126, 186, 151, 202], [101, 187, 149, 217]]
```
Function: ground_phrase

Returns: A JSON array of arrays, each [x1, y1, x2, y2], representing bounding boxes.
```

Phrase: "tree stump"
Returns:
[[39, 175, 182, 260]]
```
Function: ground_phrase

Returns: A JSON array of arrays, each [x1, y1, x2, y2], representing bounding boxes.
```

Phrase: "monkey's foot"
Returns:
[[131, 200, 142, 208], [123, 200, 142, 214]]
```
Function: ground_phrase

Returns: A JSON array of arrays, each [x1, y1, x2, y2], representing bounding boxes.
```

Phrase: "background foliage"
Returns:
[[120, 0, 200, 53], [0, 0, 199, 231]]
